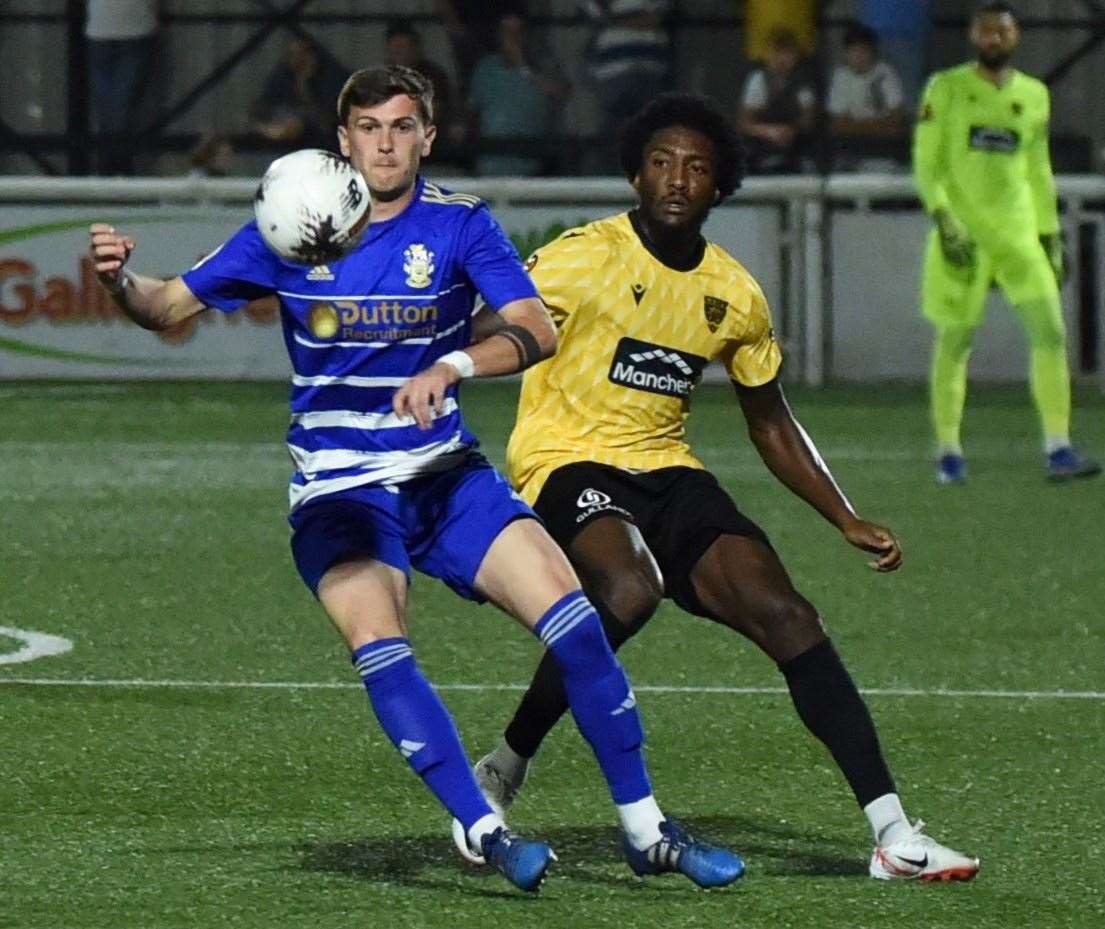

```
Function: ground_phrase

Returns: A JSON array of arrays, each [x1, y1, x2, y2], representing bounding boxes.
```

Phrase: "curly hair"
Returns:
[[618, 92, 746, 200]]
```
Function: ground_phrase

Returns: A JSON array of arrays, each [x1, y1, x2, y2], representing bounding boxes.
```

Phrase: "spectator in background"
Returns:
[[467, 12, 569, 176], [858, 0, 930, 106], [85, 0, 160, 175], [827, 21, 907, 171], [434, 0, 527, 97], [384, 18, 460, 144], [250, 35, 348, 150], [738, 28, 817, 174], [743, 0, 816, 64], [581, 0, 672, 163]]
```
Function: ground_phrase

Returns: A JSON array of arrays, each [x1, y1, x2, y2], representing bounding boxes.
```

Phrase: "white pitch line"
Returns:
[[0, 678, 1103, 700]]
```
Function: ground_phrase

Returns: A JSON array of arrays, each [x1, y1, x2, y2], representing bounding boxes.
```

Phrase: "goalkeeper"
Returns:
[[913, 1, 1099, 483]]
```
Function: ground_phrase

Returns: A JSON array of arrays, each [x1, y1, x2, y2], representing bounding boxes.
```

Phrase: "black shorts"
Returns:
[[531, 462, 772, 618]]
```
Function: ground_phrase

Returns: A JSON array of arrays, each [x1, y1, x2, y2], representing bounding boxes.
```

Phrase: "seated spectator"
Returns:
[[738, 27, 817, 174], [859, 0, 930, 107], [827, 21, 907, 171], [250, 36, 348, 150], [466, 12, 569, 176], [384, 18, 460, 143]]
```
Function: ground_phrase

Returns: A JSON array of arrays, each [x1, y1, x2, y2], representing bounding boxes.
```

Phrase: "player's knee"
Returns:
[[592, 565, 663, 632], [937, 325, 975, 356], [753, 593, 823, 653], [1031, 318, 1066, 352]]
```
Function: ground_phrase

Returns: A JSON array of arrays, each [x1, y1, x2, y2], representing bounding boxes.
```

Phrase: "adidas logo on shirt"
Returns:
[[307, 264, 335, 281]]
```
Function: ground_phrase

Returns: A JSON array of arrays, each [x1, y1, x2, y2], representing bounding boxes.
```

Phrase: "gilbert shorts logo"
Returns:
[[608, 336, 707, 398], [577, 488, 612, 508]]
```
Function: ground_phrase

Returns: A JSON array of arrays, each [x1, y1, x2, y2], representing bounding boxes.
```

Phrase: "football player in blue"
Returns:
[[86, 65, 744, 894]]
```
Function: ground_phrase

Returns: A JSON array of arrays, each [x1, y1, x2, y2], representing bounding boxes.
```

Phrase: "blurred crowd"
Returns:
[[87, 0, 937, 178]]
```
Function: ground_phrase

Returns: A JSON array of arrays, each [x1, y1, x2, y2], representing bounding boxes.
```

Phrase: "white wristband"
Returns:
[[438, 349, 475, 379]]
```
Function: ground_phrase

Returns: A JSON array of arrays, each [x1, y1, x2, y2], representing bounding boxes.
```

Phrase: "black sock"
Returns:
[[504, 602, 639, 759], [780, 638, 896, 808]]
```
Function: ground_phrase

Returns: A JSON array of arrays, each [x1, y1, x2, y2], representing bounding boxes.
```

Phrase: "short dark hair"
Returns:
[[385, 18, 419, 41], [843, 20, 879, 50], [337, 65, 434, 126], [619, 92, 746, 200], [974, 1, 1018, 19]]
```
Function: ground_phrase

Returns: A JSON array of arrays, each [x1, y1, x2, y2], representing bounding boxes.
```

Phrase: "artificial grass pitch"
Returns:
[[2, 380, 1103, 929]]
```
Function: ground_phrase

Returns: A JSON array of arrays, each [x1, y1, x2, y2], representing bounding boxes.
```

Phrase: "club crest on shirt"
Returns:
[[703, 296, 728, 333], [404, 243, 435, 288]]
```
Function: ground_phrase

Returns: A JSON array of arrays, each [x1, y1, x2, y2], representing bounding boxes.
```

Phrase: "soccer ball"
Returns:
[[254, 149, 370, 265]]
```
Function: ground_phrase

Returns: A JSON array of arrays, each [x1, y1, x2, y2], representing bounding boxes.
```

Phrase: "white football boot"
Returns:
[[451, 752, 529, 865], [869, 820, 980, 882]]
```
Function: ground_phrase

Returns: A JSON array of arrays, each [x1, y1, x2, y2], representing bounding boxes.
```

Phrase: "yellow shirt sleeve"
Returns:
[[527, 227, 612, 329], [1027, 84, 1060, 236], [912, 72, 951, 215], [721, 275, 783, 387]]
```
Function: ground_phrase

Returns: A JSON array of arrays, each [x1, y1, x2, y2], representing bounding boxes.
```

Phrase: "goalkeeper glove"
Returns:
[[1039, 231, 1067, 286], [932, 208, 976, 269]]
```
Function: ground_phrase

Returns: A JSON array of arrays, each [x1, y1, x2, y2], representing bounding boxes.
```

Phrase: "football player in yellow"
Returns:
[[455, 93, 979, 882], [914, 1, 1099, 484]]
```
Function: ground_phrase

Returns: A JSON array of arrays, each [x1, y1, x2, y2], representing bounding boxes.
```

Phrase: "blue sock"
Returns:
[[352, 638, 493, 831], [535, 591, 652, 804]]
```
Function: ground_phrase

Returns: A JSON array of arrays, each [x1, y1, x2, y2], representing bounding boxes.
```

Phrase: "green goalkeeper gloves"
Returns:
[[932, 208, 976, 268], [1039, 231, 1068, 286]]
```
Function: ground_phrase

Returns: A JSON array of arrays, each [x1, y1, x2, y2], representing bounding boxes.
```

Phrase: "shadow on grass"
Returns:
[[298, 811, 863, 893]]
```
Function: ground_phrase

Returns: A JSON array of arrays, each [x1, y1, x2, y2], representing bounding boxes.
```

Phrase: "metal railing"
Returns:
[[2, 173, 1103, 388]]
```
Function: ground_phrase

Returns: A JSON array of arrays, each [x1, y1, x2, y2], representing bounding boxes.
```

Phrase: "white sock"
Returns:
[[467, 812, 506, 852], [487, 739, 530, 787], [1044, 435, 1071, 454], [617, 795, 664, 851], [864, 793, 910, 846]]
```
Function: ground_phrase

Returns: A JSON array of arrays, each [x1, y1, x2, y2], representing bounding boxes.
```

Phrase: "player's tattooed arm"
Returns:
[[87, 224, 206, 331], [735, 378, 902, 572]]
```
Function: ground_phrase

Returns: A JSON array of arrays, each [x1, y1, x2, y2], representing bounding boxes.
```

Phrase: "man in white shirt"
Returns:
[[827, 20, 907, 170]]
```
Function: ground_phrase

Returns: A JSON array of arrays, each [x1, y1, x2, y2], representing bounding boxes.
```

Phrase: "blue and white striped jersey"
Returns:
[[182, 177, 537, 510]]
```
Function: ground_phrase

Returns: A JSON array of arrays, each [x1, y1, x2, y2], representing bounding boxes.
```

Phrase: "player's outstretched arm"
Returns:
[[735, 378, 902, 572], [392, 296, 556, 430], [88, 223, 206, 331]]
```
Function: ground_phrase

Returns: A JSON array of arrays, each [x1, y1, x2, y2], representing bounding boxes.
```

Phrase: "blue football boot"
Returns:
[[935, 453, 967, 485], [623, 820, 745, 888], [480, 826, 556, 893], [1045, 447, 1101, 482]]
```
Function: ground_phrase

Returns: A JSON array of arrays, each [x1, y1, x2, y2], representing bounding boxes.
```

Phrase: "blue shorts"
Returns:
[[288, 453, 537, 601]]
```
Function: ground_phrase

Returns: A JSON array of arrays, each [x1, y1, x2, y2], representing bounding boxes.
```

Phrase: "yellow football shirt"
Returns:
[[507, 212, 782, 503]]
